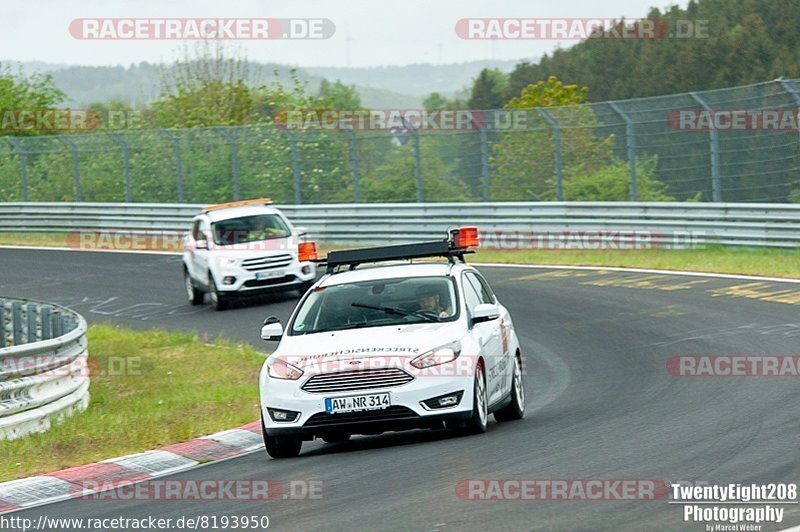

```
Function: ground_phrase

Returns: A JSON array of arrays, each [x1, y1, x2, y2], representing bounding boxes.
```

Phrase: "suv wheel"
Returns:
[[209, 274, 229, 311], [184, 268, 204, 305]]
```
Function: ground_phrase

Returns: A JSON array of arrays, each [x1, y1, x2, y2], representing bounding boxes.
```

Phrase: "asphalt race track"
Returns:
[[2, 248, 799, 531]]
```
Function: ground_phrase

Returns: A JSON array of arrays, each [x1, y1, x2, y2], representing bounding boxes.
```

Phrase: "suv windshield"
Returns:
[[290, 276, 459, 335], [211, 214, 291, 245]]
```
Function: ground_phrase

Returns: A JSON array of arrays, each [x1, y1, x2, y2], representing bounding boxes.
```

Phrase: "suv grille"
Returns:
[[301, 368, 414, 394], [242, 254, 293, 271]]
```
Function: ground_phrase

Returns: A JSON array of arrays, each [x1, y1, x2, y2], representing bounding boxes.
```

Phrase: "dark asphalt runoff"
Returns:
[[2, 248, 799, 531]]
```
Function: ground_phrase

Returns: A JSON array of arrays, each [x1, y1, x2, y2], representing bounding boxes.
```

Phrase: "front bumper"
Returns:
[[261, 373, 475, 439], [216, 261, 316, 295], [265, 408, 472, 438]]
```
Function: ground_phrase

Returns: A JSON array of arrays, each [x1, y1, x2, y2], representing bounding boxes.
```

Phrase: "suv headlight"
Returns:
[[218, 257, 241, 267], [267, 358, 304, 380], [410, 341, 461, 369]]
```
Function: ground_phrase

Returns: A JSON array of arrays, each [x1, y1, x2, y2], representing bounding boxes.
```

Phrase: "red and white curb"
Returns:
[[0, 421, 262, 514]]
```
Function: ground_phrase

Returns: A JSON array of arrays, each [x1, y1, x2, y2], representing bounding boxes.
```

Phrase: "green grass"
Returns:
[[0, 325, 266, 482], [472, 246, 800, 279], [0, 232, 72, 249]]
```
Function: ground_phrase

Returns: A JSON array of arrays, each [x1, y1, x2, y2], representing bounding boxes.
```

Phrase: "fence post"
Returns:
[[340, 126, 361, 202], [26, 303, 38, 343], [160, 130, 185, 203], [281, 130, 303, 204], [689, 92, 722, 202], [537, 109, 564, 201], [400, 117, 424, 202], [41, 305, 52, 340], [57, 135, 82, 201], [608, 102, 638, 201], [0, 300, 5, 347], [12, 301, 23, 345], [213, 127, 240, 200], [778, 78, 800, 171], [107, 132, 132, 202], [6, 138, 29, 201], [468, 116, 490, 202]]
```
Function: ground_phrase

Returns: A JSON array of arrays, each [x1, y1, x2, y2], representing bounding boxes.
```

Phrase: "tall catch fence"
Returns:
[[1, 79, 799, 204]]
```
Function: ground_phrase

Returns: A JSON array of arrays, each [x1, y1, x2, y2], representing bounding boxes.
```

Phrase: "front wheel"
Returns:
[[209, 274, 229, 311], [494, 354, 525, 422], [463, 362, 488, 434], [184, 269, 204, 306], [261, 414, 302, 458]]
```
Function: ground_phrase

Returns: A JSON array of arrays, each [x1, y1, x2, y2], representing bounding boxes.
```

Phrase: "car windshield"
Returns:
[[290, 276, 459, 335], [211, 214, 291, 245]]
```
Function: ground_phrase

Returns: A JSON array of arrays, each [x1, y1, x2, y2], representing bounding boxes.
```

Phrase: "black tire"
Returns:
[[322, 433, 350, 444], [463, 362, 488, 434], [265, 435, 302, 459], [261, 414, 302, 458], [208, 274, 229, 311], [494, 353, 525, 422], [297, 280, 315, 297], [184, 268, 204, 305]]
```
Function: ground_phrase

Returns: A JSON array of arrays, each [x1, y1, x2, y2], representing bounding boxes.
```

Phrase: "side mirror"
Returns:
[[261, 316, 283, 341], [196, 238, 209, 250], [471, 303, 499, 325]]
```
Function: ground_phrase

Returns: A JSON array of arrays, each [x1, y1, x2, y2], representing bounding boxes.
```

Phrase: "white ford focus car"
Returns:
[[258, 228, 525, 458]]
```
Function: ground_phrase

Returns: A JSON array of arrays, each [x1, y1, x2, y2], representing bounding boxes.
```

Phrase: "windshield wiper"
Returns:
[[351, 302, 439, 322], [310, 322, 376, 334]]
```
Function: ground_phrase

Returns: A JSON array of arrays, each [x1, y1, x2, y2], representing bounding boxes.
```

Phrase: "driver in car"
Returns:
[[416, 286, 451, 318]]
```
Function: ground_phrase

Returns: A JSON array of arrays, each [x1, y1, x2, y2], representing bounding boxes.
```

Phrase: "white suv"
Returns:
[[182, 198, 317, 310]]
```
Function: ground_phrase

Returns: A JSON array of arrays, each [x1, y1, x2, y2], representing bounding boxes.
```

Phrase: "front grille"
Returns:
[[301, 368, 414, 394], [304, 406, 419, 427], [242, 254, 293, 272]]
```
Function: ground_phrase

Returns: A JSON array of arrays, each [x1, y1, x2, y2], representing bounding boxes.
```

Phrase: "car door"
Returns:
[[468, 271, 514, 401], [463, 272, 504, 406], [189, 218, 211, 288]]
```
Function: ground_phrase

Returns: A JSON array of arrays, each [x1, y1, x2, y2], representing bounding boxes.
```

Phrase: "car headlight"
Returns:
[[410, 341, 461, 369], [218, 257, 240, 267], [267, 358, 304, 380]]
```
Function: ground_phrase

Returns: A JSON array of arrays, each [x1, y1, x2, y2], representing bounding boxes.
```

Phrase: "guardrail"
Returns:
[[0, 298, 89, 440], [0, 202, 798, 248]]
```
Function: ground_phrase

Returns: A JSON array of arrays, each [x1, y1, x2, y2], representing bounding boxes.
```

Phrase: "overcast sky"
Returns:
[[2, 0, 690, 68]]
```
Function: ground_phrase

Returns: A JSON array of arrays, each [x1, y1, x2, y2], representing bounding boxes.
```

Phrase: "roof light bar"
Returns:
[[320, 226, 479, 274], [202, 197, 273, 213]]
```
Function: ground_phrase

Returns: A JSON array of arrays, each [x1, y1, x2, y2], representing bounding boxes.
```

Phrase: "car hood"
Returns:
[[273, 321, 464, 369], [210, 237, 296, 258]]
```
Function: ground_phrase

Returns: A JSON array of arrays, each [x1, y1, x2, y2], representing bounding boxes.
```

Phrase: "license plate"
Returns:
[[325, 393, 391, 414], [255, 269, 284, 280]]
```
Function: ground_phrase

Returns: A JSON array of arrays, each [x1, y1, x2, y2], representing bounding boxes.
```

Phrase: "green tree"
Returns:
[[491, 76, 672, 201], [315, 79, 362, 109], [467, 68, 508, 110]]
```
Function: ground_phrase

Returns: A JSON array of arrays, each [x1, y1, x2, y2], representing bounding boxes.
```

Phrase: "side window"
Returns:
[[462, 274, 482, 315], [191, 220, 201, 241], [466, 272, 495, 304], [197, 220, 210, 243]]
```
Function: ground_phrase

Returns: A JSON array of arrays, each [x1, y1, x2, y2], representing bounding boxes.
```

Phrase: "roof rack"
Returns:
[[202, 197, 273, 213], [319, 227, 478, 274]]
